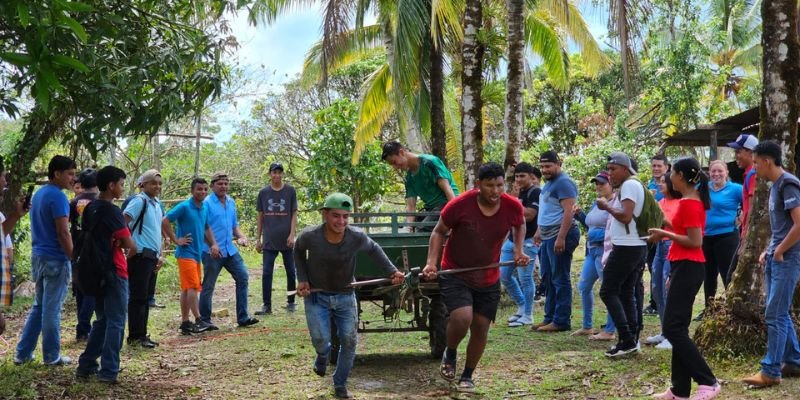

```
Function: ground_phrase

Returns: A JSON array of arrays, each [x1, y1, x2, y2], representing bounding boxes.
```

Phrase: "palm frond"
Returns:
[[431, 0, 464, 48], [524, 13, 570, 89], [247, 0, 318, 25], [443, 83, 465, 192], [393, 0, 428, 95], [353, 63, 395, 163], [536, 0, 611, 76], [300, 24, 386, 87]]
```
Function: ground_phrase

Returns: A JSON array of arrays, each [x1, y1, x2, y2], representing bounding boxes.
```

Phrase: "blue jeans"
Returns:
[[262, 250, 297, 309], [541, 226, 580, 328], [200, 252, 251, 324], [74, 286, 96, 338], [15, 255, 71, 364], [77, 273, 129, 380], [304, 292, 358, 388], [499, 239, 538, 318], [761, 253, 800, 378], [651, 240, 672, 326], [577, 246, 615, 332]]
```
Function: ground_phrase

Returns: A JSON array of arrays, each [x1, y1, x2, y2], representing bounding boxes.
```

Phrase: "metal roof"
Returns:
[[664, 107, 759, 146]]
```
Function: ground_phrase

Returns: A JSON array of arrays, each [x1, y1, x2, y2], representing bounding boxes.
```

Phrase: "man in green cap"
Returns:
[[295, 193, 405, 399]]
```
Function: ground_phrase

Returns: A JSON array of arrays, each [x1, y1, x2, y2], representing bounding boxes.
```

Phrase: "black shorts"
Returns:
[[439, 275, 501, 321]]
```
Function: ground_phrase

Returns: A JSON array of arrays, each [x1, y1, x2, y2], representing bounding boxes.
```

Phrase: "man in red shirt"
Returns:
[[422, 163, 529, 392], [725, 133, 759, 287]]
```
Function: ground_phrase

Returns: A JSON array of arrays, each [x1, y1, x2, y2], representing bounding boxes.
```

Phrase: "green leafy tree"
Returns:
[[304, 100, 393, 212]]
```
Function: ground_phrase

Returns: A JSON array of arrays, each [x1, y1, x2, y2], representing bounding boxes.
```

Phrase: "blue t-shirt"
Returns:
[[203, 194, 239, 257], [166, 199, 209, 262], [705, 181, 743, 236], [31, 184, 70, 260], [538, 172, 578, 237], [648, 177, 664, 201], [768, 172, 800, 256], [123, 194, 165, 256]]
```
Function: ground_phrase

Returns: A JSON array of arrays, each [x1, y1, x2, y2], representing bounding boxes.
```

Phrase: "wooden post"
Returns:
[[709, 130, 719, 161]]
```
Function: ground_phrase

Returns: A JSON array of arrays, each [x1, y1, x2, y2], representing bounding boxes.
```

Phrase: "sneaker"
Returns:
[[313, 354, 327, 377], [656, 339, 673, 350], [254, 306, 272, 316], [645, 334, 666, 345], [97, 375, 119, 385], [334, 386, 353, 399], [75, 334, 89, 343], [690, 383, 720, 400], [457, 377, 476, 393], [644, 305, 658, 316], [652, 387, 689, 400], [507, 313, 522, 323], [508, 316, 533, 327], [604, 341, 638, 358], [13, 356, 34, 365], [149, 301, 166, 309], [194, 319, 213, 333], [45, 355, 72, 366], [782, 363, 800, 378], [180, 320, 196, 335], [534, 295, 545, 303], [693, 310, 705, 322], [283, 303, 297, 313], [128, 337, 157, 349], [238, 317, 259, 327], [75, 369, 96, 380], [202, 321, 220, 331]]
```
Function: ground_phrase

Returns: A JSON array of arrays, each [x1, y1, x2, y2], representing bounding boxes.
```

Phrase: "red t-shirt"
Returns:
[[440, 190, 524, 287], [667, 198, 706, 262]]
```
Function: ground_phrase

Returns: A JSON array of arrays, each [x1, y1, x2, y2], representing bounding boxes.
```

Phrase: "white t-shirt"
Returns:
[[610, 179, 647, 246]]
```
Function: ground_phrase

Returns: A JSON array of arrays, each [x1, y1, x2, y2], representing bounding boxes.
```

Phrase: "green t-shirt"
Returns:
[[405, 154, 459, 209]]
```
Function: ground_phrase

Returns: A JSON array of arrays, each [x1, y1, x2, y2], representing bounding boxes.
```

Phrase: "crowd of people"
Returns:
[[1, 133, 799, 399]]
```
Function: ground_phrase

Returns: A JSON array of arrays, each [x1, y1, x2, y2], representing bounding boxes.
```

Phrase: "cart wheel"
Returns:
[[428, 295, 447, 359]]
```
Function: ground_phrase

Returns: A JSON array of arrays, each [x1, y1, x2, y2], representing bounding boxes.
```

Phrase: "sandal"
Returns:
[[440, 357, 456, 381], [457, 377, 476, 393], [690, 383, 720, 400], [652, 387, 688, 400]]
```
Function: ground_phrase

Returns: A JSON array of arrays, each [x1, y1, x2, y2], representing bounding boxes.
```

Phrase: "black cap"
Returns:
[[78, 168, 97, 188], [269, 162, 284, 172], [539, 151, 560, 164]]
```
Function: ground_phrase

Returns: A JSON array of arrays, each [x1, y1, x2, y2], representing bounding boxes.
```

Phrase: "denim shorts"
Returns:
[[439, 275, 501, 321]]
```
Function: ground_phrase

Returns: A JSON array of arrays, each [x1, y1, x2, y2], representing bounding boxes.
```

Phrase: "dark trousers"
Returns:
[[663, 260, 716, 397], [262, 249, 297, 309], [646, 243, 657, 309], [73, 286, 95, 338], [127, 254, 157, 340], [702, 231, 739, 306], [148, 270, 159, 305], [600, 245, 647, 344]]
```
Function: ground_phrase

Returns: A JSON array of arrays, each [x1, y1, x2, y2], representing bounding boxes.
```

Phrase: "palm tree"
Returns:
[[707, 0, 762, 107], [461, 0, 485, 187], [504, 0, 525, 178]]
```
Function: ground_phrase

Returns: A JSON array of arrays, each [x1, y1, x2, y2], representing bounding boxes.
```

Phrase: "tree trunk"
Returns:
[[503, 0, 525, 188], [616, 0, 633, 101], [194, 112, 201, 177], [460, 0, 485, 188], [695, 0, 800, 356], [430, 24, 447, 165]]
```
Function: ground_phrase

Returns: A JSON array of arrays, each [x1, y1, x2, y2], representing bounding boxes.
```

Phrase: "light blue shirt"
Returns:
[[203, 194, 239, 257], [166, 199, 209, 263], [538, 172, 578, 236], [123, 193, 165, 255], [705, 181, 742, 236], [31, 184, 70, 261], [648, 177, 664, 201]]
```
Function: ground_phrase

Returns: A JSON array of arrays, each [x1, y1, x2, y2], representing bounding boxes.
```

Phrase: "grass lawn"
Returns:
[[0, 249, 798, 399]]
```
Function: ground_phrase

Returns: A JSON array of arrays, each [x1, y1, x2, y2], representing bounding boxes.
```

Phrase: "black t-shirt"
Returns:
[[69, 192, 98, 250], [509, 186, 540, 240], [81, 199, 129, 278]]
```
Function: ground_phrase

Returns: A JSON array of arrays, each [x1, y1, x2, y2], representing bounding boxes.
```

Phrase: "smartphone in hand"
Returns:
[[23, 185, 34, 210]]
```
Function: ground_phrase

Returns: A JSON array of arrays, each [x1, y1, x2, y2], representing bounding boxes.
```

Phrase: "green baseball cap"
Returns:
[[322, 193, 353, 212]]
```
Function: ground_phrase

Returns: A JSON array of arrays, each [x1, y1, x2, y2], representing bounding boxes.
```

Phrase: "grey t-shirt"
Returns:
[[257, 184, 298, 251], [294, 224, 398, 293], [769, 172, 800, 256]]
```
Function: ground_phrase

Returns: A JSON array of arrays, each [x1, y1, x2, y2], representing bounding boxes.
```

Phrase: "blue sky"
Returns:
[[214, 3, 610, 141]]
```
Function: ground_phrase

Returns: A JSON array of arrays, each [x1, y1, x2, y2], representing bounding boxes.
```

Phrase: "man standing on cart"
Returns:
[[295, 193, 405, 399], [422, 163, 529, 392]]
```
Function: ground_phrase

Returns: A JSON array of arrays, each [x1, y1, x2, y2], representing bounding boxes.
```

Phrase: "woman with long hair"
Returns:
[[644, 172, 682, 350], [700, 160, 742, 318], [648, 157, 720, 400]]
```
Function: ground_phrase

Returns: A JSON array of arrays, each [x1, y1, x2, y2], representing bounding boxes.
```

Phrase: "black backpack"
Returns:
[[74, 204, 113, 296]]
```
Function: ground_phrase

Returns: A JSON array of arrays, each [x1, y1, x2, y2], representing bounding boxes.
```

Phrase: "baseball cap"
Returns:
[[322, 193, 353, 212], [727, 133, 759, 151], [78, 168, 97, 188], [138, 169, 161, 187], [269, 162, 284, 172], [591, 171, 611, 184], [607, 152, 637, 175], [539, 151, 560, 164], [211, 171, 229, 183]]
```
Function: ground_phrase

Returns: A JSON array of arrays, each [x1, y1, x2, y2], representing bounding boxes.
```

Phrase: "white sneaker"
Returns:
[[655, 339, 672, 350], [644, 334, 665, 345], [506, 306, 524, 323], [508, 316, 533, 327]]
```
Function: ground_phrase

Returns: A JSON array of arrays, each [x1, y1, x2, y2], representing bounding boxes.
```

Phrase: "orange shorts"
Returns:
[[177, 258, 202, 291]]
